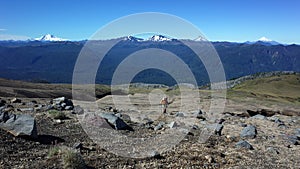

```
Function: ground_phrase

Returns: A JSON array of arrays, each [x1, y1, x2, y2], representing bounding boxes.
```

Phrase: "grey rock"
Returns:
[[84, 114, 112, 129], [98, 112, 132, 130], [167, 121, 180, 128], [64, 106, 73, 110], [19, 108, 34, 112], [240, 125, 257, 139], [283, 135, 299, 145], [52, 97, 73, 110], [295, 128, 300, 140], [31, 100, 38, 104], [216, 118, 225, 124], [61, 103, 67, 108], [34, 104, 43, 111], [206, 123, 224, 136], [240, 123, 247, 127], [193, 110, 204, 117], [72, 105, 84, 115], [0, 112, 37, 138], [11, 98, 21, 103], [235, 140, 253, 150], [251, 114, 266, 120], [53, 97, 65, 104], [154, 122, 165, 131], [0, 100, 6, 107], [192, 125, 199, 130], [115, 113, 131, 122], [73, 142, 83, 149], [150, 151, 161, 159], [266, 147, 279, 154], [175, 112, 185, 117]]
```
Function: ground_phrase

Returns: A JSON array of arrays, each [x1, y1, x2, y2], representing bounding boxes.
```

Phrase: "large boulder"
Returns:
[[240, 125, 257, 139], [0, 111, 37, 138], [83, 113, 112, 129], [98, 112, 132, 130]]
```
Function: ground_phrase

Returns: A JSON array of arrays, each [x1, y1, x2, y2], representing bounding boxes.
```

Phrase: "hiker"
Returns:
[[160, 97, 168, 113]]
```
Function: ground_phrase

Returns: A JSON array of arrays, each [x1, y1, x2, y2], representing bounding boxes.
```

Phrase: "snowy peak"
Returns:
[[34, 34, 68, 41], [194, 36, 208, 42], [257, 37, 280, 45], [258, 37, 272, 42], [149, 35, 172, 42], [245, 37, 281, 46], [123, 36, 144, 42]]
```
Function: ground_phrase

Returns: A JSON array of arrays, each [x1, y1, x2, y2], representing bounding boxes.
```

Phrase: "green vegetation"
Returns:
[[62, 148, 86, 169], [47, 146, 86, 169], [48, 146, 60, 158], [48, 110, 67, 120], [228, 74, 300, 105]]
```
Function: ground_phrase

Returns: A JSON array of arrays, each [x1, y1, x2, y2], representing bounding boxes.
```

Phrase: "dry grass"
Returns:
[[228, 74, 300, 106]]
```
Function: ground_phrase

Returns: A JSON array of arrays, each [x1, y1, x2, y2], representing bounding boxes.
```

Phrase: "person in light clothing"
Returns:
[[160, 97, 168, 113]]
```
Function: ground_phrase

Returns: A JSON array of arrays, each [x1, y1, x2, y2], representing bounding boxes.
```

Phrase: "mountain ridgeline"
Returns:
[[0, 37, 299, 86]]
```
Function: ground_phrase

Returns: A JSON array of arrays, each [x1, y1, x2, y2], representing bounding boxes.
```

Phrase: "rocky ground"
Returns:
[[0, 90, 299, 169]]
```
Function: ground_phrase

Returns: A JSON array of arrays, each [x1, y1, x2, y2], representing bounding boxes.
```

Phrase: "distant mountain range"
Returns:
[[0, 34, 299, 86], [0, 34, 290, 46]]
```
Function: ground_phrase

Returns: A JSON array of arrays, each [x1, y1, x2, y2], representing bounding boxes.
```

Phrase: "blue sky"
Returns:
[[1, 0, 300, 43]]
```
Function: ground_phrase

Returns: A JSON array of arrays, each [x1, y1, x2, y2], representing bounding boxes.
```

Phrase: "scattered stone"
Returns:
[[52, 97, 73, 110], [150, 151, 161, 159], [175, 112, 185, 117], [11, 98, 21, 103], [154, 122, 165, 131], [216, 118, 225, 124], [0, 99, 6, 107], [115, 113, 131, 122], [193, 109, 204, 116], [167, 121, 180, 128], [31, 100, 38, 104], [240, 125, 257, 139], [64, 106, 73, 110], [19, 108, 34, 112], [251, 114, 267, 120], [54, 119, 63, 124], [240, 123, 247, 127], [283, 135, 299, 145], [34, 104, 43, 111], [295, 128, 300, 140], [205, 155, 214, 163], [235, 140, 253, 150], [206, 123, 224, 136], [98, 112, 132, 130], [197, 115, 206, 121], [266, 147, 279, 154], [246, 110, 258, 117], [0, 112, 37, 138], [277, 122, 287, 129], [72, 105, 84, 115], [73, 142, 83, 150], [192, 125, 199, 130]]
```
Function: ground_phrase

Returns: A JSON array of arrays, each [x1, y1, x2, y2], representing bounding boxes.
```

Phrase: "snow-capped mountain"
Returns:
[[194, 36, 208, 41], [257, 37, 280, 45], [34, 34, 68, 41], [123, 36, 144, 42], [149, 35, 172, 42], [245, 37, 280, 46]]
